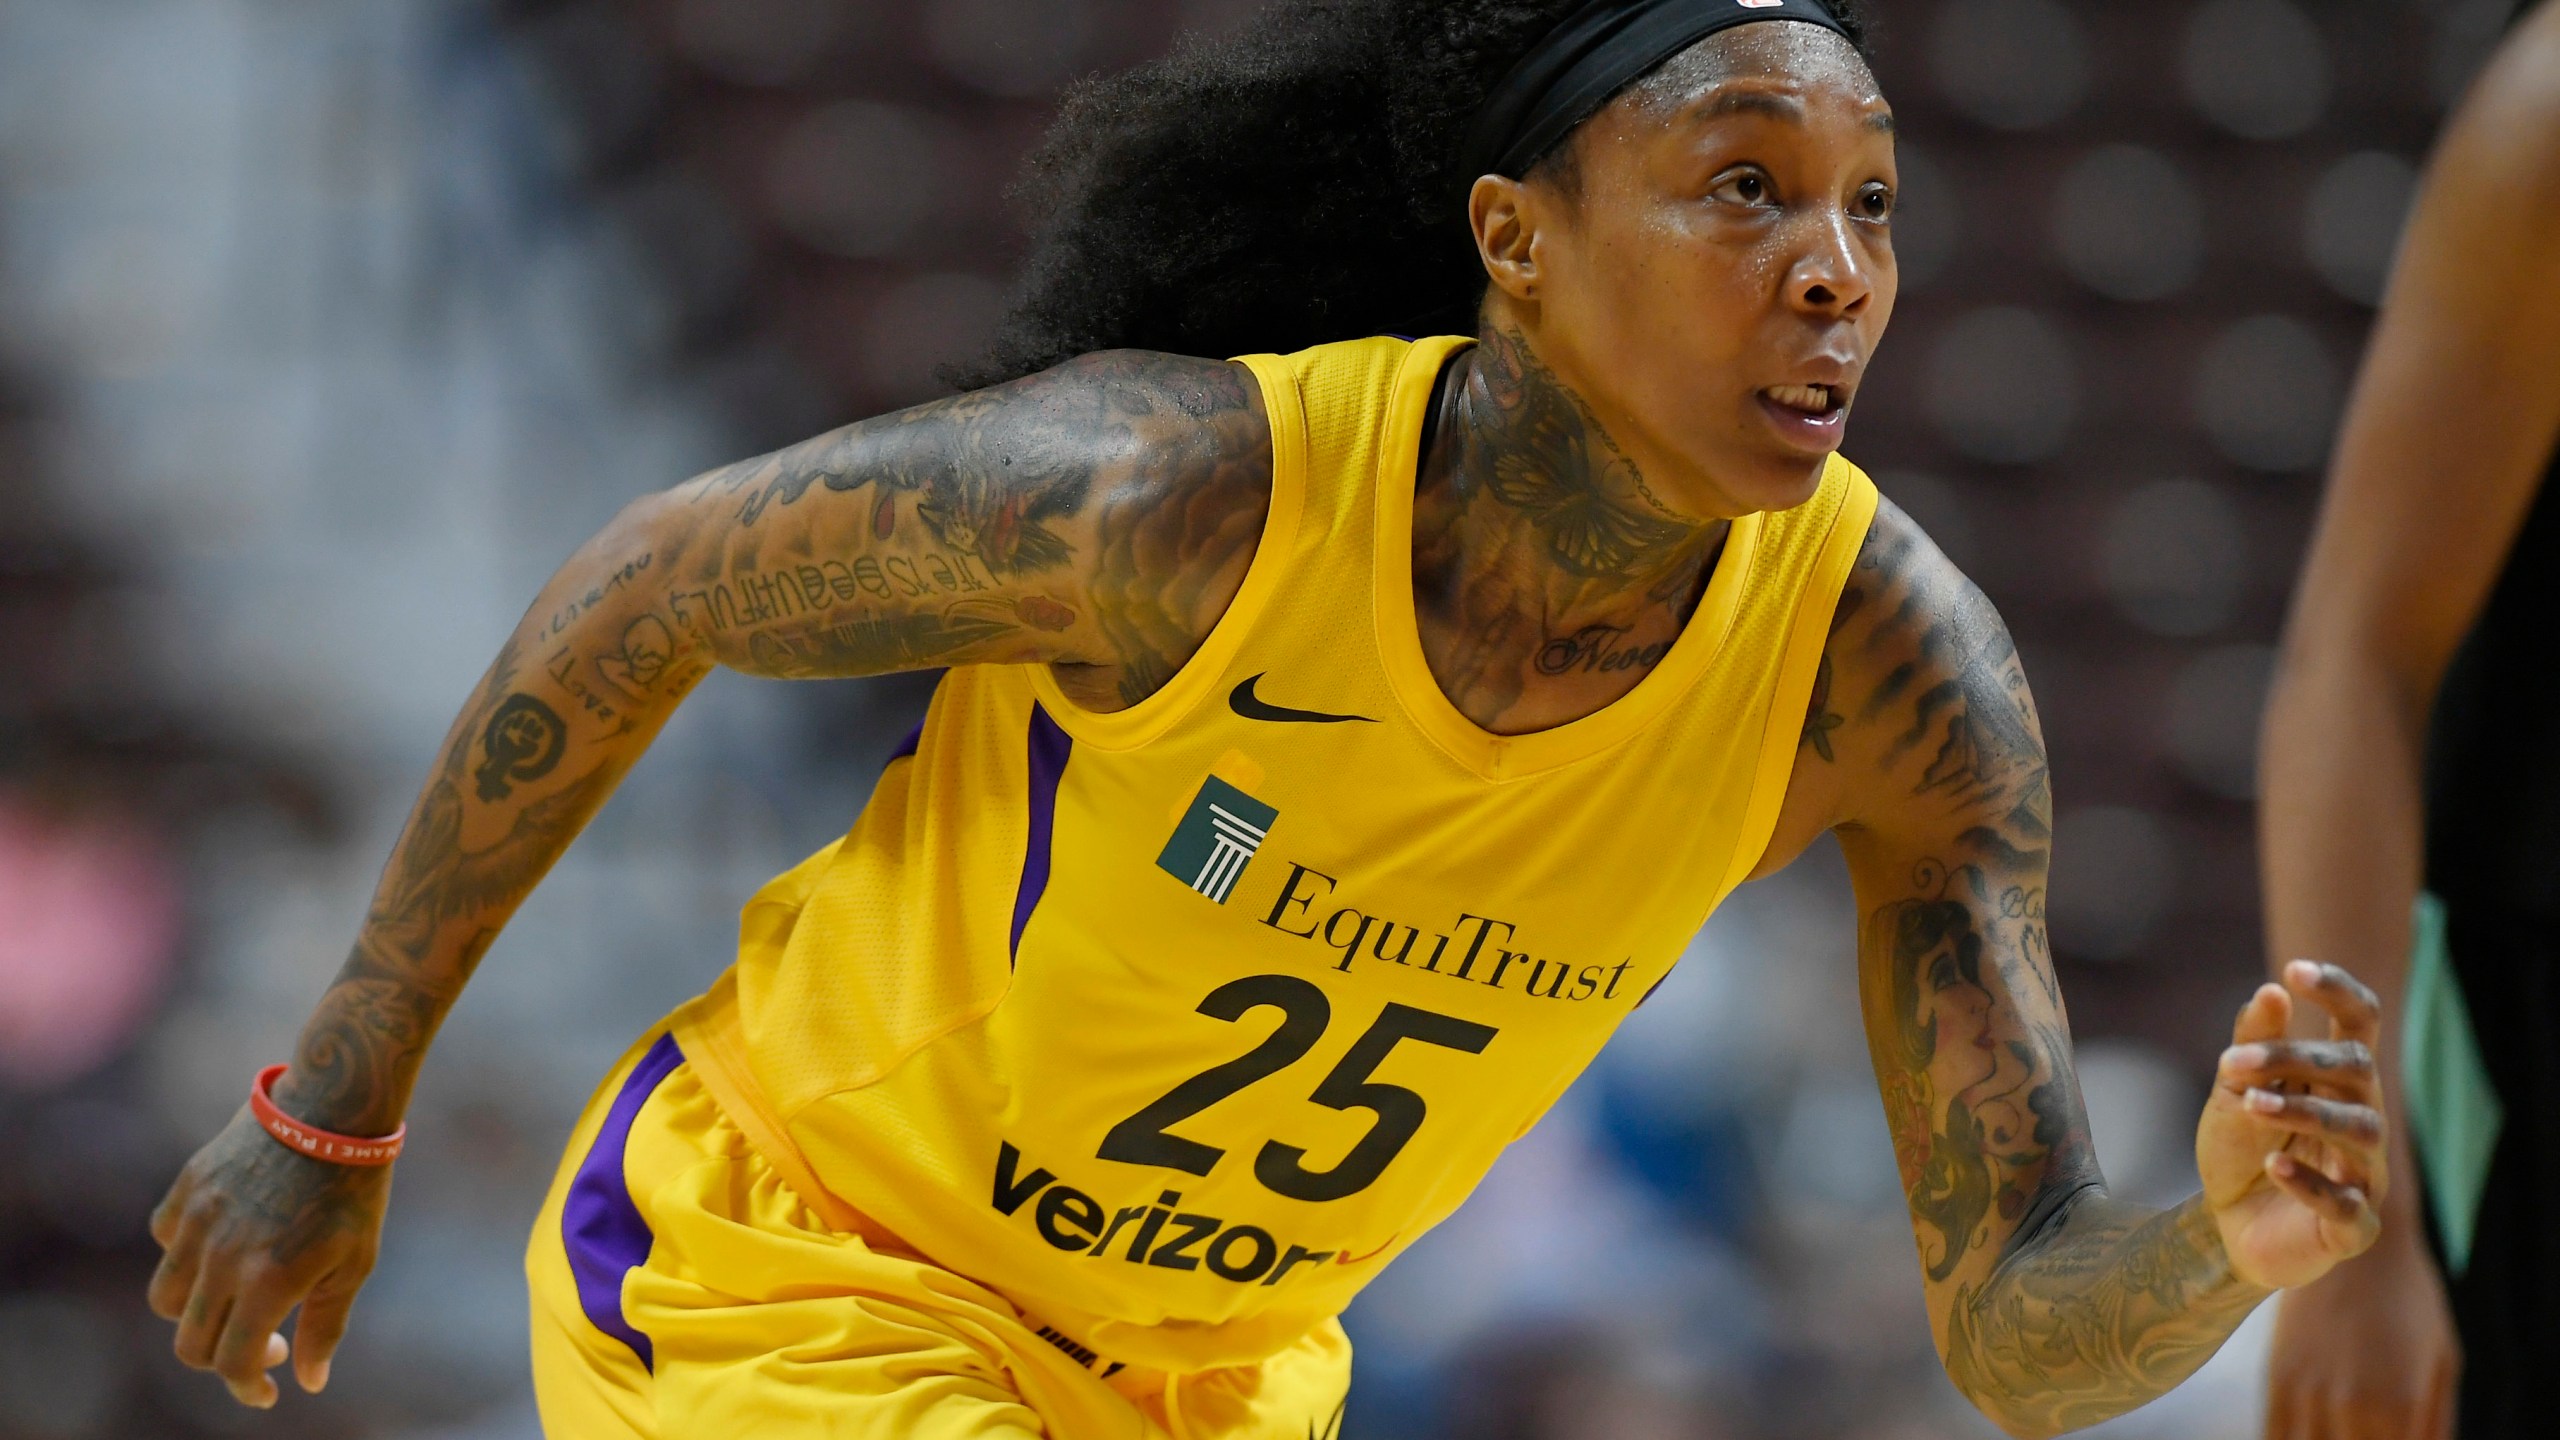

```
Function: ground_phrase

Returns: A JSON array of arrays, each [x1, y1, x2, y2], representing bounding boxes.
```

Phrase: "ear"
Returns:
[[1467, 172, 1545, 304]]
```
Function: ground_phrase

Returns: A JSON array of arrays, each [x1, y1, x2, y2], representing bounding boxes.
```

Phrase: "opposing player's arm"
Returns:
[[1786, 504, 2382, 1438], [2254, 13, 2560, 1437], [2265, 0, 2560, 1062], [146, 349, 1271, 1407]]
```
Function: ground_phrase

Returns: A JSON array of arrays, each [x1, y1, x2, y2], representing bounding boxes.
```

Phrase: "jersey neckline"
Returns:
[[1371, 335, 1765, 782]]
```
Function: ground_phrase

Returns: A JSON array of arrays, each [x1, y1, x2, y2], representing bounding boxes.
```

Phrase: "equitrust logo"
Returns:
[[1156, 776, 1277, 904]]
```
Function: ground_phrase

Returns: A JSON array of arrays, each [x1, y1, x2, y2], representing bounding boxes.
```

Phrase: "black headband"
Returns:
[[1458, 0, 1851, 186]]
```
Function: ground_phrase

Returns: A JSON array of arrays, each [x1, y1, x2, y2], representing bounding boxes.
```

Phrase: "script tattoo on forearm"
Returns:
[[668, 553, 994, 631], [1837, 506, 2259, 1430], [740, 609, 1021, 680], [537, 551, 654, 640]]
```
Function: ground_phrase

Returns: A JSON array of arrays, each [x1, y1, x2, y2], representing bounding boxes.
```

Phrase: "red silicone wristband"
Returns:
[[250, 1065, 406, 1166]]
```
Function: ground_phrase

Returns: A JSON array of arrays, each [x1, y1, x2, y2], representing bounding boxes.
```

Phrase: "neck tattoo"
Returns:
[[1426, 326, 1729, 621], [1445, 326, 1702, 583], [1406, 327, 1729, 729]]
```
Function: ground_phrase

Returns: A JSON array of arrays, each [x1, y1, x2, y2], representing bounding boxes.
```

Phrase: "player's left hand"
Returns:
[[2197, 960, 2388, 1291]]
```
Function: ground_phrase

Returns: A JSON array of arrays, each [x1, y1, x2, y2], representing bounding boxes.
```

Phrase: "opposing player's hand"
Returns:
[[2263, 1225, 2457, 1440], [2197, 961, 2387, 1291], [148, 1106, 392, 1407]]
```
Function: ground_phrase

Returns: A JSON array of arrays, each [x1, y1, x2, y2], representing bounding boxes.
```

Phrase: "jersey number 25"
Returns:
[[1097, 973, 1498, 1202]]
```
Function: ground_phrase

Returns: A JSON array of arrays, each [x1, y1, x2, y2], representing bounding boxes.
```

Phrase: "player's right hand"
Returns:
[[2263, 1225, 2458, 1440], [148, 1105, 393, 1408]]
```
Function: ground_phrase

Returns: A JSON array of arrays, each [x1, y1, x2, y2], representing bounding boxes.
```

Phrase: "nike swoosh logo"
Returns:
[[1228, 674, 1377, 725], [1335, 1233, 1398, 1264]]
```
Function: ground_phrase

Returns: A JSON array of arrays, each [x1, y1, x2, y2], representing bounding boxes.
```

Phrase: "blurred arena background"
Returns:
[[0, 0, 2513, 1436]]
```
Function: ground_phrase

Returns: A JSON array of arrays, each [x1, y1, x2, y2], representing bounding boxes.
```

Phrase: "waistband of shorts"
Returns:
[[663, 974, 1156, 1385], [666, 972, 882, 1239]]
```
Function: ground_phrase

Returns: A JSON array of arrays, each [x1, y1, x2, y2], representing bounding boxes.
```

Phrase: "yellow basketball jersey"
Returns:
[[667, 335, 1878, 1373]]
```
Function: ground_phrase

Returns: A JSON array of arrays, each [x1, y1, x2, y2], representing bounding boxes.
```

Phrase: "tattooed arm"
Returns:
[[1772, 503, 2388, 1437], [655, 349, 1273, 701], [147, 350, 1273, 1407]]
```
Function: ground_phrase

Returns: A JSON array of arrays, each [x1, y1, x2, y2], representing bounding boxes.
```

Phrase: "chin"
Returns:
[[1726, 451, 1831, 515]]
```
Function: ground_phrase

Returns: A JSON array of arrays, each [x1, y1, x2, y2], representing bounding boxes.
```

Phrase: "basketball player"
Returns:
[[148, 3, 2390, 1435], [2258, 4, 2560, 1437]]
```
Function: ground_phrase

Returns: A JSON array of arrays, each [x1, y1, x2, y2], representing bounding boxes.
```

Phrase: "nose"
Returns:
[[1786, 209, 1875, 319]]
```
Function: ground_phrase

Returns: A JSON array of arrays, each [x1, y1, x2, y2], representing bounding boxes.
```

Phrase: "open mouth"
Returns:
[[1761, 383, 1846, 416], [1754, 381, 1854, 456]]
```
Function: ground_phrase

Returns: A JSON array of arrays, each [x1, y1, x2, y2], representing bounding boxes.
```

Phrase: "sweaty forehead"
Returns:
[[1625, 20, 1880, 115]]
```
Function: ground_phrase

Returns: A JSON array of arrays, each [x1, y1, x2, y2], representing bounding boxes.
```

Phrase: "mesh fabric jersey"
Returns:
[[555, 335, 1878, 1380]]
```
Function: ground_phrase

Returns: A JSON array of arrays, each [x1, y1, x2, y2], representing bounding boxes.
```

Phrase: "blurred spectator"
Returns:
[[0, 795, 178, 1088]]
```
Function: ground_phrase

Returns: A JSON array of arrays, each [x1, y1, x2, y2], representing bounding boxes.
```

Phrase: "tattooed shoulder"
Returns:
[[656, 350, 1275, 695], [1811, 500, 2052, 877], [1068, 353, 1278, 708], [707, 349, 1266, 557]]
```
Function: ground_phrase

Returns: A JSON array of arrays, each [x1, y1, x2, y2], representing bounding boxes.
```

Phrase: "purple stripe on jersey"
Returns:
[[887, 720, 924, 764], [561, 1032, 684, 1372], [1010, 704, 1072, 962]]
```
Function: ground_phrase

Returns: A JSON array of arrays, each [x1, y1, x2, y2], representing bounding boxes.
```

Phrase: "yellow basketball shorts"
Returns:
[[525, 1028, 1353, 1439]]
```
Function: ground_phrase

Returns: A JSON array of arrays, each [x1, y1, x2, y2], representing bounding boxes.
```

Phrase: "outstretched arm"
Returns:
[[1783, 504, 2386, 1438], [147, 349, 1272, 1407], [2258, 10, 2560, 1437]]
